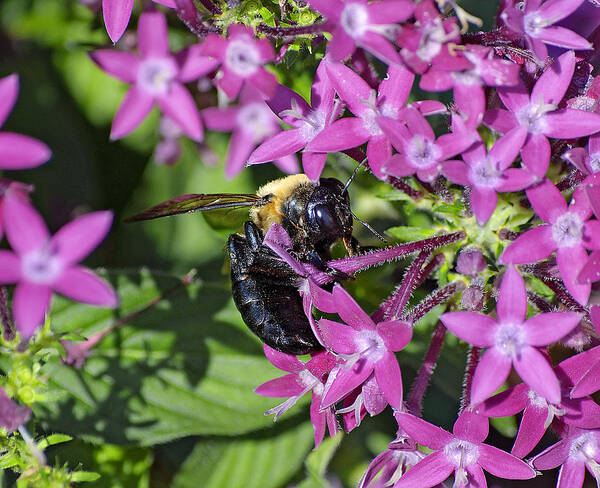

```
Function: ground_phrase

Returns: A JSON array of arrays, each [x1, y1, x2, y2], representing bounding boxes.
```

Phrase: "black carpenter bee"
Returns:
[[126, 172, 382, 355]]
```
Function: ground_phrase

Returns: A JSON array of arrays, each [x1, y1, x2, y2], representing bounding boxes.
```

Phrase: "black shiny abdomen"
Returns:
[[228, 222, 322, 355]]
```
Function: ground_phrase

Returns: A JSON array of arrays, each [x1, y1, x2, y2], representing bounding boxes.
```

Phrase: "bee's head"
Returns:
[[305, 178, 354, 249]]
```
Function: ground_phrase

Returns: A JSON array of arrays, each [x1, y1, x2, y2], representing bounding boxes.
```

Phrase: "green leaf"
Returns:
[[37, 434, 72, 450], [385, 226, 437, 242], [297, 432, 343, 488], [40, 269, 304, 445], [172, 420, 314, 488], [70, 472, 101, 482]]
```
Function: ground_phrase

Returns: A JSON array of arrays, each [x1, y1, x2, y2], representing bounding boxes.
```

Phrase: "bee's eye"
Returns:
[[311, 204, 340, 234]]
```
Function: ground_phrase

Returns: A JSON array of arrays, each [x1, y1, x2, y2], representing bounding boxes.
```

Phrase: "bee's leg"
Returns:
[[307, 251, 352, 281], [243, 221, 263, 250]]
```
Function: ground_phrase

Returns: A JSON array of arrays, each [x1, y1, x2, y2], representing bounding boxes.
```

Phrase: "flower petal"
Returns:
[[224, 130, 254, 179], [13, 282, 51, 339], [374, 351, 403, 408], [470, 187, 498, 226], [102, 0, 134, 43], [377, 320, 412, 351], [523, 312, 581, 346], [511, 403, 550, 458], [521, 133, 550, 178], [556, 460, 586, 488], [531, 51, 575, 106], [439, 312, 496, 347], [470, 348, 512, 405], [51, 211, 113, 266], [394, 412, 454, 450], [393, 451, 454, 488], [318, 318, 359, 354], [325, 62, 372, 117], [496, 266, 527, 324], [176, 45, 219, 82], [88, 49, 139, 83], [0, 251, 21, 284], [306, 118, 370, 153], [478, 443, 536, 479], [321, 360, 374, 407], [0, 74, 18, 128], [531, 439, 569, 470], [3, 195, 49, 255], [254, 373, 307, 397], [514, 346, 561, 404], [544, 109, 600, 139], [110, 86, 154, 140], [302, 152, 327, 183], [556, 246, 590, 305], [248, 130, 306, 164], [262, 344, 305, 373], [499, 225, 555, 265], [332, 285, 374, 330], [452, 410, 489, 443], [53, 266, 118, 307], [0, 133, 51, 169], [157, 83, 203, 141], [138, 10, 169, 58]]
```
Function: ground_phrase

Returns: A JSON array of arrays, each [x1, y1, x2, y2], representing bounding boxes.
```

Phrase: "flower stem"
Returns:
[[386, 176, 423, 200], [256, 22, 330, 38], [0, 287, 14, 341], [198, 0, 222, 15], [460, 345, 481, 411], [403, 281, 466, 323], [407, 321, 446, 415]]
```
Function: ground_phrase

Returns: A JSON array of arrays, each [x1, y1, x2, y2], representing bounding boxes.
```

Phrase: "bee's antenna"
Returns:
[[351, 211, 388, 244], [344, 159, 367, 192]]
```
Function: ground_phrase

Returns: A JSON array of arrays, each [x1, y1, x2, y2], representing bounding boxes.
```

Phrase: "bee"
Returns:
[[126, 172, 381, 355]]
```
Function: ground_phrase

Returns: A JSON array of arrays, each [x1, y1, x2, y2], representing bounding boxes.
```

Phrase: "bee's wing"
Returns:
[[124, 193, 266, 222]]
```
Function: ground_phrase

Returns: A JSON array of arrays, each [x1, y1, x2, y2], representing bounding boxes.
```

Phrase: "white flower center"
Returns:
[[340, 3, 369, 38], [469, 157, 501, 188], [341, 329, 385, 367], [569, 433, 599, 463], [494, 322, 526, 358], [408, 135, 441, 168], [444, 439, 479, 477], [516, 97, 556, 134], [416, 20, 453, 62], [523, 12, 550, 37], [225, 39, 260, 77], [22, 244, 63, 285], [237, 103, 277, 141], [552, 212, 583, 248], [137, 58, 177, 96], [300, 109, 327, 142], [590, 152, 600, 173]]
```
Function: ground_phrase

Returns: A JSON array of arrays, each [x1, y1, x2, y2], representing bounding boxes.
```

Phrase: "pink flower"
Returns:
[[394, 410, 536, 487], [0, 194, 118, 339], [306, 0, 414, 65], [0, 74, 51, 170], [319, 284, 412, 410], [500, 178, 600, 304], [202, 86, 298, 179], [199, 24, 277, 99], [90, 9, 216, 141], [440, 266, 580, 405], [101, 0, 175, 43]]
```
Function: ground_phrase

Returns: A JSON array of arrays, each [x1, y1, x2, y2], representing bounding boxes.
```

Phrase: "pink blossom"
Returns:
[[440, 266, 580, 405], [0, 74, 51, 170], [101, 0, 175, 43], [0, 195, 118, 339], [199, 24, 277, 99], [90, 9, 216, 141]]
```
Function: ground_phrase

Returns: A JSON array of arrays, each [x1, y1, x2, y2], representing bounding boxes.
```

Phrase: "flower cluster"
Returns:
[[14, 0, 600, 486]]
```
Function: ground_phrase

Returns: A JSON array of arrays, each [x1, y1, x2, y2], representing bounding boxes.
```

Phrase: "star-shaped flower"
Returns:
[[500, 178, 600, 304], [306, 0, 414, 65], [90, 9, 216, 141], [200, 24, 277, 100], [394, 410, 536, 487], [440, 266, 580, 405], [0, 194, 118, 339], [0, 74, 51, 170]]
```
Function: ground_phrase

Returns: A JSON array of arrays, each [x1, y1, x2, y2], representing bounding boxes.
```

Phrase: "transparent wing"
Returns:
[[124, 193, 266, 222]]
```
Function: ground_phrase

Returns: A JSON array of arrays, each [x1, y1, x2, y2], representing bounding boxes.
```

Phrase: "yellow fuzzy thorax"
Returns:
[[250, 174, 312, 232]]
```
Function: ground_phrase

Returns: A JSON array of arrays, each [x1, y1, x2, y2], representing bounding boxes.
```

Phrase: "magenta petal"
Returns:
[[478, 443, 536, 479], [490, 127, 528, 170], [310, 396, 326, 447], [393, 451, 453, 488], [332, 285, 374, 330], [499, 225, 555, 265], [176, 45, 219, 82], [523, 312, 581, 346], [0, 133, 51, 169], [483, 108, 518, 134], [254, 374, 307, 397], [216, 68, 244, 100], [557, 460, 586, 488], [327, 29, 356, 62], [202, 107, 238, 132], [544, 109, 600, 139], [532, 439, 569, 470], [578, 250, 600, 284], [321, 360, 374, 407], [52, 211, 113, 265], [3, 195, 49, 255], [538, 26, 592, 50], [514, 347, 561, 404], [325, 62, 372, 117], [157, 83, 203, 141], [452, 410, 489, 442], [13, 282, 51, 339], [378, 64, 414, 112], [366, 136, 391, 179], [521, 133, 550, 178], [556, 246, 590, 305], [88, 49, 139, 83], [394, 413, 454, 450], [383, 154, 416, 178], [497, 266, 527, 324], [110, 86, 154, 140], [470, 348, 512, 405], [532, 51, 575, 106], [0, 251, 20, 284], [302, 152, 327, 183], [248, 130, 305, 163], [0, 74, 18, 127], [511, 404, 548, 458], [377, 320, 412, 351], [497, 79, 530, 113], [478, 383, 529, 417], [198, 34, 228, 60], [439, 312, 496, 347], [102, 0, 134, 43], [495, 168, 536, 192], [306, 118, 370, 153], [248, 69, 278, 99], [224, 130, 254, 179], [359, 32, 401, 65], [263, 344, 304, 373], [317, 319, 359, 354], [267, 84, 310, 124], [53, 266, 118, 307], [374, 351, 403, 409], [441, 160, 470, 186], [138, 10, 169, 58], [571, 360, 600, 398], [470, 187, 498, 226]]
